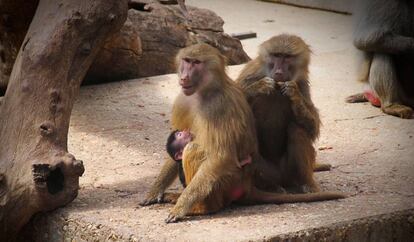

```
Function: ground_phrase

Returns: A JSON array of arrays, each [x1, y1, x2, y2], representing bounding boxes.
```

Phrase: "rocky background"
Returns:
[[0, 0, 250, 92]]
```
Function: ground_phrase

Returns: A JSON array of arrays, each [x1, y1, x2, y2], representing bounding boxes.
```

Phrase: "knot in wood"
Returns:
[[67, 11, 82, 26], [81, 42, 92, 55], [32, 164, 50, 184], [49, 89, 60, 102], [49, 89, 61, 114], [108, 13, 116, 22], [73, 11, 82, 20], [32, 163, 64, 194], [73, 159, 85, 176], [61, 154, 84, 176], [40, 121, 55, 137]]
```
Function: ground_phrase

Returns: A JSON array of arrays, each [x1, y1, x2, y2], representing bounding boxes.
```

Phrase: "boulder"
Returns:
[[84, 1, 250, 84]]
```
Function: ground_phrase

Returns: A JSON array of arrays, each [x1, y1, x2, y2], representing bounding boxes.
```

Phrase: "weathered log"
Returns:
[[84, 1, 250, 83], [0, 0, 128, 239]]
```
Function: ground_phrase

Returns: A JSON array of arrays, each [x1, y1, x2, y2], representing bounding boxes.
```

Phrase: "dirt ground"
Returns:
[[31, 0, 414, 241]]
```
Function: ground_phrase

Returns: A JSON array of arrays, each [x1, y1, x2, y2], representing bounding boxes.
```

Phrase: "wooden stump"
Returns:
[[0, 0, 128, 238]]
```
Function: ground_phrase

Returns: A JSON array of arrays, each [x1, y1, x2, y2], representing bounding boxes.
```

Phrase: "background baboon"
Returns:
[[141, 43, 344, 223], [237, 34, 323, 193], [346, 0, 414, 119]]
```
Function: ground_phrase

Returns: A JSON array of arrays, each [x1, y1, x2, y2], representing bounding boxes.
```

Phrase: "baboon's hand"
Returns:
[[278, 81, 300, 99], [165, 207, 185, 223], [139, 192, 164, 206], [258, 77, 276, 95], [165, 213, 181, 223]]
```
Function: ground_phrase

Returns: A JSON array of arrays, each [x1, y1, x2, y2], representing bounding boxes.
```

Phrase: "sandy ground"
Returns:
[[39, 0, 414, 241]]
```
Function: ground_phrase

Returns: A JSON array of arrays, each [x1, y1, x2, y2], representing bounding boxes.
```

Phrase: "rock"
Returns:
[[83, 2, 250, 84], [84, 17, 142, 84]]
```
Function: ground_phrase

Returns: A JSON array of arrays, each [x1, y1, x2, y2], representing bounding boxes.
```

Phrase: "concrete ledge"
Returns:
[[273, 209, 414, 241], [22, 209, 414, 241]]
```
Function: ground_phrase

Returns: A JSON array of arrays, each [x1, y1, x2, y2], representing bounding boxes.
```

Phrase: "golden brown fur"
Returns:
[[141, 43, 344, 222], [141, 43, 256, 220], [166, 44, 257, 221]]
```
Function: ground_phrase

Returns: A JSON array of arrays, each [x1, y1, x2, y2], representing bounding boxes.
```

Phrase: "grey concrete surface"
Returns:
[[27, 0, 414, 241]]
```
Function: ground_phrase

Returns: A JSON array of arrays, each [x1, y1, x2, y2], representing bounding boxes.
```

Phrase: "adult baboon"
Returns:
[[346, 0, 414, 119], [237, 34, 323, 193], [141, 43, 344, 223]]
